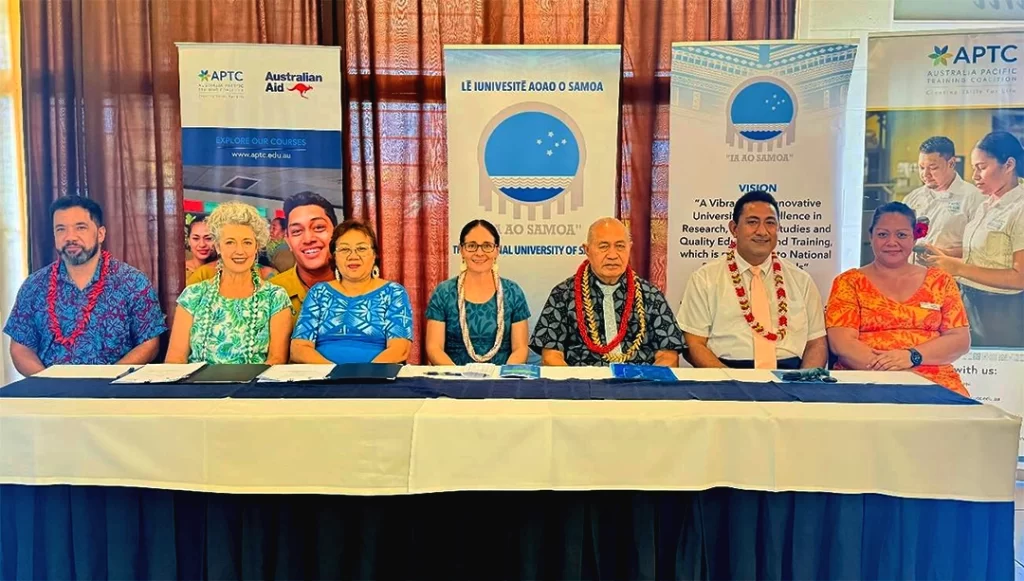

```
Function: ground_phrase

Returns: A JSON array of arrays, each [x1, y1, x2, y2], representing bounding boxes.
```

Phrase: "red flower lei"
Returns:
[[573, 260, 637, 355], [726, 249, 788, 342], [47, 251, 111, 348]]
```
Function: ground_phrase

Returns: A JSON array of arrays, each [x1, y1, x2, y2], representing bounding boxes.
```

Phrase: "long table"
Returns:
[[0, 369, 1019, 580]]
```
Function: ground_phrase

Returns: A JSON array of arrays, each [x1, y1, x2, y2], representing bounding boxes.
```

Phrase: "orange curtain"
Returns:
[[322, 0, 795, 361], [19, 0, 793, 363], [19, 0, 318, 317]]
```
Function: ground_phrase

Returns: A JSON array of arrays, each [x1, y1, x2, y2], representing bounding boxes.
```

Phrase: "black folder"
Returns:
[[327, 363, 402, 382], [184, 364, 270, 384]]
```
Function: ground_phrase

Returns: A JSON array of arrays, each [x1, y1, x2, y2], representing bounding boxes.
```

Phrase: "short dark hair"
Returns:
[[920, 136, 956, 159], [732, 190, 779, 224], [283, 191, 338, 228], [459, 219, 501, 247], [330, 219, 379, 268], [186, 216, 206, 236], [869, 201, 917, 234], [271, 217, 286, 229], [50, 195, 104, 227], [976, 131, 1024, 178]]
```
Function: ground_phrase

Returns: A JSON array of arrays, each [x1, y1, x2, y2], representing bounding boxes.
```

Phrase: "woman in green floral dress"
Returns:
[[166, 202, 292, 364]]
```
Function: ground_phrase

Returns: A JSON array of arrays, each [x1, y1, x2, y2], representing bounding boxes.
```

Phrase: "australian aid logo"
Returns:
[[265, 71, 325, 99], [925, 42, 1018, 94]]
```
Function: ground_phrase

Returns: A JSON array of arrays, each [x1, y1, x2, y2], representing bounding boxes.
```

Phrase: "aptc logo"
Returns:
[[929, 46, 951, 67], [726, 78, 798, 151], [477, 103, 586, 216], [197, 70, 244, 82], [929, 44, 1018, 66]]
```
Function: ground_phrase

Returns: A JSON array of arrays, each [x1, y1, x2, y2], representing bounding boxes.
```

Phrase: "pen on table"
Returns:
[[113, 367, 138, 380], [425, 371, 463, 377]]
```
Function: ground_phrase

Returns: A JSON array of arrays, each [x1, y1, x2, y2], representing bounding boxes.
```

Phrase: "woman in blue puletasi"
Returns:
[[425, 220, 531, 365], [290, 220, 413, 364]]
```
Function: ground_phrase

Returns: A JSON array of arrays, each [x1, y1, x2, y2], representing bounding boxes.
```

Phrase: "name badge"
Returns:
[[920, 302, 941, 311], [948, 200, 962, 214], [988, 216, 1007, 230]]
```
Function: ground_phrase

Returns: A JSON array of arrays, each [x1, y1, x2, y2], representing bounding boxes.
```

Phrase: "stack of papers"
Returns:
[[258, 364, 336, 383], [34, 365, 138, 379], [112, 363, 205, 384]]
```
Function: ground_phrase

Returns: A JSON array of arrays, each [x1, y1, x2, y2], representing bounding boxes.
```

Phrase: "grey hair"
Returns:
[[205, 202, 271, 250]]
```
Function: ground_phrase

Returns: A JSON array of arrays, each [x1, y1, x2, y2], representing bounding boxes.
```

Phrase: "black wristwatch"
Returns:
[[908, 348, 923, 367]]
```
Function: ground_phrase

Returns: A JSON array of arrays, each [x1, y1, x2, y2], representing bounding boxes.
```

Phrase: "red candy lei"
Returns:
[[573, 260, 646, 358], [47, 251, 111, 348], [725, 248, 788, 341]]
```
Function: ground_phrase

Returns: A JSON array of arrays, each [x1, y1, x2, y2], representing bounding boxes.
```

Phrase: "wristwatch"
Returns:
[[908, 348, 923, 367]]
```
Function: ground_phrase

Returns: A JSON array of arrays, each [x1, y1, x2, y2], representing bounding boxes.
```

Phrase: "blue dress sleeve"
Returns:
[[425, 280, 453, 322], [504, 279, 531, 323], [292, 284, 326, 342], [383, 283, 414, 341]]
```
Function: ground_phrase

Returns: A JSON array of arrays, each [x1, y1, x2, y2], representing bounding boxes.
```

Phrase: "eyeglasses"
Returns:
[[335, 246, 373, 257], [462, 242, 497, 253]]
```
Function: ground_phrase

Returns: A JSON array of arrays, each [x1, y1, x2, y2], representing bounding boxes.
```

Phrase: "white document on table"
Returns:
[[112, 363, 205, 384], [397, 364, 499, 379], [540, 367, 614, 381], [34, 365, 139, 379], [672, 368, 731, 382], [258, 364, 336, 383], [721, 369, 778, 383], [828, 370, 935, 386]]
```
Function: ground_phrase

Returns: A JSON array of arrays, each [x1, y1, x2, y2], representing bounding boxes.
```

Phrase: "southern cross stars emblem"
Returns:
[[929, 45, 951, 67]]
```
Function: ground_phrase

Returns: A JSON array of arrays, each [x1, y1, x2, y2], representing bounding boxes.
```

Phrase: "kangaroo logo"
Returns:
[[288, 83, 313, 98]]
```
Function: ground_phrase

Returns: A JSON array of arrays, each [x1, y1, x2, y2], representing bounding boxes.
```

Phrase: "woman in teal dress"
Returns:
[[290, 220, 414, 364], [425, 219, 531, 365], [166, 202, 293, 364]]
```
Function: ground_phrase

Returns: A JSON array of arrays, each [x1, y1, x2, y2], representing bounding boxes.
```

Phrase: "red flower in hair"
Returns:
[[914, 220, 929, 240]]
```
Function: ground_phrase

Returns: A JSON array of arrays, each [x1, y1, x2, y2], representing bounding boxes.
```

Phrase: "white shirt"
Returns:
[[961, 183, 1024, 295], [902, 174, 984, 251], [676, 253, 826, 360]]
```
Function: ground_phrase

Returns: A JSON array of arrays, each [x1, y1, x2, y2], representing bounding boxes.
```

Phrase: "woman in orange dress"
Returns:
[[825, 202, 972, 395]]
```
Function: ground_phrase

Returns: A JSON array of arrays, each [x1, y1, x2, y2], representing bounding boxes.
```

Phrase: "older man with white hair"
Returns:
[[530, 217, 684, 366]]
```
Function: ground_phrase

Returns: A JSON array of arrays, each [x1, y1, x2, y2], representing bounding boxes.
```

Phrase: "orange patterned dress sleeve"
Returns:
[[938, 270, 969, 333], [824, 271, 861, 330], [824, 268, 968, 396]]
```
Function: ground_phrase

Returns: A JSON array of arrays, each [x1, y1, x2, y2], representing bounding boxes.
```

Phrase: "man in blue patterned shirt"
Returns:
[[4, 196, 167, 375]]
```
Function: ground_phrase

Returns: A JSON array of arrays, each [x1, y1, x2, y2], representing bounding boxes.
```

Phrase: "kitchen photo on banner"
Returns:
[[176, 43, 343, 279], [666, 41, 857, 307], [865, 30, 1024, 453], [443, 45, 621, 321]]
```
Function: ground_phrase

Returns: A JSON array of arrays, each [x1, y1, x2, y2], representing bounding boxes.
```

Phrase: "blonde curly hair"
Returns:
[[205, 202, 271, 250]]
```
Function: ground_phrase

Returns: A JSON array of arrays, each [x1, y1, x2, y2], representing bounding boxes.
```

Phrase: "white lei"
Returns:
[[456, 271, 505, 362]]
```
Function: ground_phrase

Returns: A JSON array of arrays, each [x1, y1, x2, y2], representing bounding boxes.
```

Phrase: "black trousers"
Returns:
[[960, 284, 1024, 348], [719, 356, 802, 370]]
